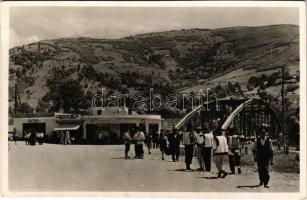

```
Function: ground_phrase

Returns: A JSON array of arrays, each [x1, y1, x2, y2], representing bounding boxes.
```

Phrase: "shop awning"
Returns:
[[53, 124, 81, 131]]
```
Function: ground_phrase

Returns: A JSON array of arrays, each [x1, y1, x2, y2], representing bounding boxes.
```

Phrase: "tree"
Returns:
[[50, 80, 84, 112], [36, 99, 48, 113], [258, 90, 269, 103], [19, 102, 34, 113], [16, 69, 22, 79], [9, 106, 13, 115]]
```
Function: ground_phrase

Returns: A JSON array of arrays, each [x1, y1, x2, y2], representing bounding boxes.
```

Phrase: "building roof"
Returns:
[[83, 114, 161, 120]]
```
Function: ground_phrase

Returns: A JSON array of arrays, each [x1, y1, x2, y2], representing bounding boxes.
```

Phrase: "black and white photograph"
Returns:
[[1, 1, 306, 198]]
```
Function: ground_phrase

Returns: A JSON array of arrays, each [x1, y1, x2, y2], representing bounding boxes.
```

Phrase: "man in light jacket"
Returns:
[[213, 128, 228, 178], [133, 126, 145, 159]]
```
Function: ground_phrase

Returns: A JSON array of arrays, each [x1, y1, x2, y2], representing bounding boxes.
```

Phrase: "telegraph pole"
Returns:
[[14, 83, 17, 115], [281, 66, 286, 153]]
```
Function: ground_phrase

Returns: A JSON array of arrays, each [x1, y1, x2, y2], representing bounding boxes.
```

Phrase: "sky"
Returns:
[[10, 6, 299, 48]]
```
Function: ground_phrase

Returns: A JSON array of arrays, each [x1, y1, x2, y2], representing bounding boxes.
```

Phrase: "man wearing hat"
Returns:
[[252, 126, 274, 188], [182, 123, 197, 171]]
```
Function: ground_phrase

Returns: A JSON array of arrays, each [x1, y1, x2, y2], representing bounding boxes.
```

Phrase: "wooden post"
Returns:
[[281, 66, 286, 153]]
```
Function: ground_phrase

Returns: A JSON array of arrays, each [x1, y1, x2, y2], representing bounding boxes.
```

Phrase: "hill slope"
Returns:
[[9, 24, 299, 112]]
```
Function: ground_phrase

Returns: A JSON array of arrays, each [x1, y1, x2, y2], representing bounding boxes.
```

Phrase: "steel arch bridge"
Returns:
[[174, 98, 281, 139]]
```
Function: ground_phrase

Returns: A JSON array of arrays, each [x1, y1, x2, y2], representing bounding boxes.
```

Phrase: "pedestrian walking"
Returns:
[[59, 131, 65, 145], [41, 132, 44, 144], [13, 128, 17, 145], [251, 137, 258, 172], [29, 131, 36, 146], [133, 130, 137, 158], [169, 128, 181, 162], [123, 129, 132, 159], [195, 127, 205, 171], [38, 132, 42, 145], [213, 128, 228, 178], [227, 133, 241, 174], [64, 130, 71, 145], [24, 130, 30, 145], [252, 127, 274, 188], [98, 132, 103, 144], [182, 123, 197, 171], [203, 128, 214, 172], [153, 132, 159, 149], [159, 131, 168, 160], [145, 133, 153, 154], [133, 126, 145, 159]]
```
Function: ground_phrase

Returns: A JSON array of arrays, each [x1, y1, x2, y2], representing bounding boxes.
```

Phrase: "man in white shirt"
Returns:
[[133, 127, 145, 159], [195, 127, 205, 171], [213, 128, 229, 178], [203, 128, 214, 172]]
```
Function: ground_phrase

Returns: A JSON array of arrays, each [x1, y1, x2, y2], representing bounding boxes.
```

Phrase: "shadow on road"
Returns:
[[172, 169, 186, 172], [170, 169, 200, 173], [199, 176, 219, 179], [236, 184, 261, 188], [111, 157, 137, 160]]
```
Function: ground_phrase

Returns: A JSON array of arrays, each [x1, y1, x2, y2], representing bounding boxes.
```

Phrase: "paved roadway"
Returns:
[[8, 142, 299, 192]]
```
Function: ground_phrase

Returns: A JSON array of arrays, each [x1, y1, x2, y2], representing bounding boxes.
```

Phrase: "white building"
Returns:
[[10, 107, 161, 144]]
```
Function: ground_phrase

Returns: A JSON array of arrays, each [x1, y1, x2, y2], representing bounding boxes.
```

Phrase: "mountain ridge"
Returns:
[[9, 24, 299, 114]]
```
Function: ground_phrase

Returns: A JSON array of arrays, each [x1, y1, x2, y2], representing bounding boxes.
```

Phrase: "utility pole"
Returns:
[[281, 66, 286, 153], [14, 83, 17, 115], [14, 83, 21, 115]]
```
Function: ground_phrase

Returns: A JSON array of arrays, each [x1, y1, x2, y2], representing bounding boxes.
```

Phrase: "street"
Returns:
[[9, 142, 299, 192]]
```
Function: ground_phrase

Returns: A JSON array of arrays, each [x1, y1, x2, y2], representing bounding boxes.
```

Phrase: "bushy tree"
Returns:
[[50, 79, 84, 112], [19, 102, 34, 113], [36, 99, 48, 113]]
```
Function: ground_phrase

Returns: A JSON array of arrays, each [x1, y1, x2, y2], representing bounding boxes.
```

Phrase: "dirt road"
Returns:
[[8, 142, 299, 192]]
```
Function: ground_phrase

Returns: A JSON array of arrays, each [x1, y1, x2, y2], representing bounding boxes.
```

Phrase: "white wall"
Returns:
[[12, 117, 57, 137]]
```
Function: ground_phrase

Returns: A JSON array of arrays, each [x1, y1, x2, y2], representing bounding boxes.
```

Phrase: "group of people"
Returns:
[[57, 130, 73, 145], [182, 122, 240, 179], [159, 130, 181, 161], [123, 126, 146, 159], [123, 120, 274, 188], [24, 130, 45, 145], [182, 121, 274, 187], [123, 126, 182, 161]]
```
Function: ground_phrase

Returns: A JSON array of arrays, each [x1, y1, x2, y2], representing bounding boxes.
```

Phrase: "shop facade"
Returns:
[[10, 114, 56, 139], [10, 107, 162, 144], [82, 114, 161, 144]]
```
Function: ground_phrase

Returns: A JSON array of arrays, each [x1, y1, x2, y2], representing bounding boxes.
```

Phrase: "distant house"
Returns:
[[273, 79, 282, 86], [153, 49, 170, 57], [287, 78, 298, 84]]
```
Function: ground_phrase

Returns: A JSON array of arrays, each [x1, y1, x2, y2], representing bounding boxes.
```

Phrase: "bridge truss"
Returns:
[[175, 98, 281, 139]]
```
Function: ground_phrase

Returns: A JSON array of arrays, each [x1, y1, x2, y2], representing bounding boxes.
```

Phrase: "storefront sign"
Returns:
[[27, 119, 41, 123], [55, 113, 81, 121]]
